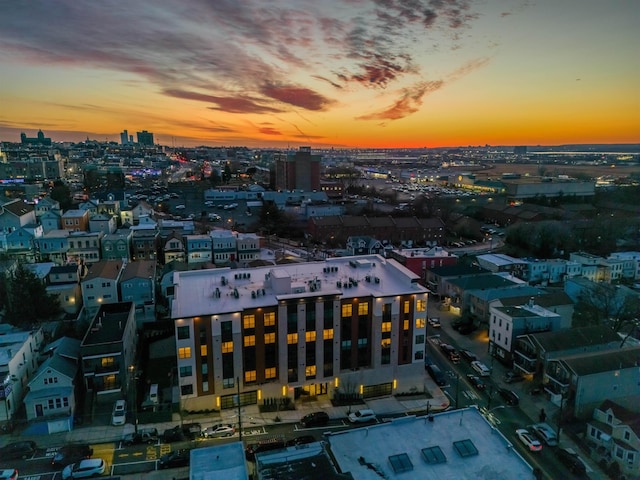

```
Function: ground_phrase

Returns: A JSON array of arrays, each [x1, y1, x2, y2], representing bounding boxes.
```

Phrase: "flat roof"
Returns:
[[172, 255, 426, 319], [81, 303, 132, 346], [190, 442, 248, 480], [325, 408, 532, 480]]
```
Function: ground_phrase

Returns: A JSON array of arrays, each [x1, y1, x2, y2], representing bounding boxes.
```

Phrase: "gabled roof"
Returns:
[[82, 260, 123, 281], [121, 260, 155, 282], [597, 400, 640, 437], [43, 336, 81, 361], [562, 346, 640, 376], [530, 325, 620, 353], [29, 354, 77, 386], [2, 199, 34, 217]]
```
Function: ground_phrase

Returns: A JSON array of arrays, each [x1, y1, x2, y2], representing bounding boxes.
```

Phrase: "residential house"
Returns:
[[96, 199, 121, 226], [119, 260, 156, 323], [47, 265, 83, 316], [34, 196, 61, 220], [445, 272, 526, 316], [24, 337, 80, 431], [131, 201, 154, 225], [587, 400, 640, 479], [185, 234, 213, 265], [130, 227, 158, 262], [35, 229, 70, 265], [80, 302, 137, 404], [608, 251, 640, 281], [465, 285, 545, 327], [101, 230, 132, 261], [2, 226, 40, 263], [89, 213, 117, 235], [476, 253, 528, 274], [513, 325, 621, 377], [236, 233, 260, 266], [211, 229, 237, 266], [77, 199, 99, 217], [545, 347, 640, 418], [66, 230, 103, 265], [39, 210, 62, 233], [387, 246, 458, 286], [346, 236, 384, 256], [565, 277, 640, 322], [61, 209, 90, 232], [0, 325, 45, 425], [489, 299, 563, 366], [80, 259, 124, 316], [0, 199, 37, 232], [494, 291, 574, 331], [161, 231, 185, 264], [424, 264, 490, 300], [516, 258, 582, 285]]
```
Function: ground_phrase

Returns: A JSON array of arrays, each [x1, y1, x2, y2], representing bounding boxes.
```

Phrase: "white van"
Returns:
[[149, 384, 159, 404]]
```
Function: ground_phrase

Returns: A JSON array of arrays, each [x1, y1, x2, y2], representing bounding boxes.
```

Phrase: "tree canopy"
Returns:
[[0, 264, 61, 328]]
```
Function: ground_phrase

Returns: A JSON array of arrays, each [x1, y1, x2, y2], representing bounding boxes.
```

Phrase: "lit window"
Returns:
[[416, 299, 426, 312], [287, 333, 298, 344], [178, 347, 191, 359], [323, 329, 334, 340], [305, 331, 316, 342], [222, 341, 233, 353], [244, 335, 256, 347], [243, 314, 255, 329], [264, 312, 276, 326], [403, 320, 409, 330], [305, 365, 316, 377], [200, 345, 207, 356], [358, 302, 368, 315], [101, 357, 115, 368], [382, 322, 392, 333], [245, 370, 257, 382], [265, 367, 276, 379], [264, 332, 276, 344], [341, 304, 352, 317], [381, 338, 391, 348], [404, 301, 410, 314], [415, 318, 426, 329]]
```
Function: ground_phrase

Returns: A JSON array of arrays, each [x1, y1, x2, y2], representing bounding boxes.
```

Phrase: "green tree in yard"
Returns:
[[0, 264, 61, 328], [49, 180, 73, 210]]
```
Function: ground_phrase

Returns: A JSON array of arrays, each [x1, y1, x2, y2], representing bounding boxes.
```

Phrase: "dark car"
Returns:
[[466, 374, 486, 390], [122, 428, 159, 446], [457, 322, 476, 335], [504, 371, 525, 384], [440, 344, 461, 363], [159, 449, 191, 469], [51, 444, 93, 468], [497, 388, 520, 406], [286, 435, 316, 446], [181, 423, 202, 439], [163, 426, 185, 443], [0, 441, 37, 460], [245, 438, 286, 461], [426, 364, 447, 387], [555, 447, 587, 475], [459, 350, 478, 363], [300, 411, 330, 428]]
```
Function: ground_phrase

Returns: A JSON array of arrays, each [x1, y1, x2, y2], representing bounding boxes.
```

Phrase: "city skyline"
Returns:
[[1, 0, 638, 149]]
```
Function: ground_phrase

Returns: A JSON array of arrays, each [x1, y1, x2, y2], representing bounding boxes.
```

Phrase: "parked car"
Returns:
[[426, 364, 447, 386], [503, 371, 525, 384], [159, 449, 191, 469], [530, 423, 558, 446], [0, 469, 18, 480], [427, 317, 441, 328], [122, 427, 159, 445], [201, 424, 235, 438], [459, 349, 477, 363], [163, 425, 185, 443], [111, 399, 127, 426], [51, 444, 93, 468], [497, 388, 520, 406], [181, 422, 202, 439], [61, 458, 106, 479], [0, 441, 37, 460], [471, 361, 491, 377], [175, 204, 186, 210], [286, 435, 316, 446], [515, 429, 543, 452], [466, 374, 486, 390], [245, 438, 286, 461], [300, 411, 330, 428], [440, 344, 461, 363], [555, 447, 587, 475], [348, 409, 376, 424]]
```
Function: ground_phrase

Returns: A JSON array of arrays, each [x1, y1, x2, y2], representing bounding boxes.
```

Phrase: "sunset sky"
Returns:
[[1, 0, 638, 148]]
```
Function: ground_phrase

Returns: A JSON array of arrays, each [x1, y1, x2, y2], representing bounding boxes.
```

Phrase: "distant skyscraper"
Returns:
[[136, 130, 154, 146], [274, 146, 320, 191], [120, 130, 129, 145]]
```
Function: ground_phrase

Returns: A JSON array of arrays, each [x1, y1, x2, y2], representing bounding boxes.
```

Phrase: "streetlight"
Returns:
[[129, 365, 139, 434]]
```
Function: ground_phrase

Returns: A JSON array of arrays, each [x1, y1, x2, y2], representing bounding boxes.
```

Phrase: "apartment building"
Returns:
[[171, 255, 428, 412]]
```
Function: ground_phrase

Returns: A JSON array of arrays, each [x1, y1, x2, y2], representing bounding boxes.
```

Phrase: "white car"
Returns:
[[111, 399, 127, 426], [471, 361, 491, 377], [348, 409, 376, 423], [515, 429, 543, 452], [530, 423, 558, 446], [62, 458, 106, 479], [201, 424, 236, 438], [427, 317, 441, 328], [175, 204, 186, 210]]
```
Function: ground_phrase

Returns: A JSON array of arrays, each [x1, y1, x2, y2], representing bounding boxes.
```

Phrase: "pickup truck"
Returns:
[[122, 428, 159, 446]]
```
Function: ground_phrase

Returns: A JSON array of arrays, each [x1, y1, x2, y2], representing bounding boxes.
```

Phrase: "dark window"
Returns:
[[177, 326, 190, 339], [221, 321, 233, 342], [181, 384, 193, 395]]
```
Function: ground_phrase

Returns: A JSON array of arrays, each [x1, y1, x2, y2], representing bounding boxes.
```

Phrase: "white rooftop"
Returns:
[[171, 255, 426, 319], [190, 442, 248, 480], [325, 408, 533, 480]]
